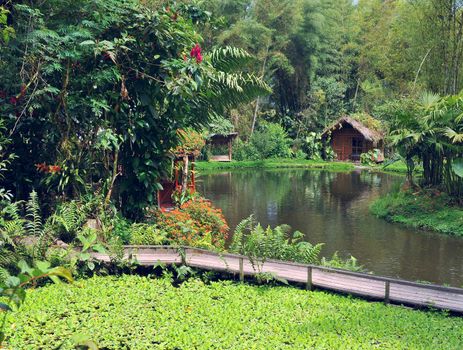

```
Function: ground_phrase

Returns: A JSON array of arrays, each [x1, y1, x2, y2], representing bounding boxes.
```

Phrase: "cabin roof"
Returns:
[[206, 132, 238, 144], [322, 116, 383, 143]]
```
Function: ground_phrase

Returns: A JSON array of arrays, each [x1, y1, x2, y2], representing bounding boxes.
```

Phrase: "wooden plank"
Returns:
[[90, 246, 463, 313], [210, 155, 231, 162]]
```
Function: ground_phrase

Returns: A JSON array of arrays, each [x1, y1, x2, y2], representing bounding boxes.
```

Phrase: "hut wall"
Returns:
[[330, 125, 372, 161]]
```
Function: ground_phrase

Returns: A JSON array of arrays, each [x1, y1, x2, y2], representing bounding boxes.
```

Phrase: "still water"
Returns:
[[198, 168, 463, 287]]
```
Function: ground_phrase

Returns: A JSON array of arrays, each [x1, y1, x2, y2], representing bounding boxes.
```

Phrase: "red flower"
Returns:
[[48, 165, 62, 173], [35, 163, 48, 172], [9, 96, 17, 105], [0, 90, 6, 99], [190, 44, 203, 64], [35, 163, 61, 174]]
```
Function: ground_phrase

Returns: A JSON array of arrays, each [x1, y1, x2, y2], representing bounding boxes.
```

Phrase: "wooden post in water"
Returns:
[[306, 266, 313, 291], [384, 281, 390, 304], [239, 257, 244, 282]]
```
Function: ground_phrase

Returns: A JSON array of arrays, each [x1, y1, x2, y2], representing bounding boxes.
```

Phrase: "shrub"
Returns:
[[233, 138, 260, 161], [233, 122, 292, 161], [302, 132, 336, 161], [111, 215, 131, 244], [321, 252, 364, 272], [360, 149, 382, 165], [156, 198, 229, 249], [251, 122, 292, 159], [229, 216, 323, 269], [129, 224, 168, 245]]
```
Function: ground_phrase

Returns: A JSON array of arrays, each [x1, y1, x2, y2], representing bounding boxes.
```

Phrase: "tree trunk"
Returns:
[[251, 44, 270, 135], [181, 155, 189, 193]]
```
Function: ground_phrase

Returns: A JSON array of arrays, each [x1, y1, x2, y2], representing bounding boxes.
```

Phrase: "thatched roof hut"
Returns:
[[322, 116, 384, 161]]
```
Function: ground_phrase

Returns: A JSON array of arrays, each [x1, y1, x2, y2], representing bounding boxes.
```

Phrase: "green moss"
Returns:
[[370, 190, 463, 236], [6, 275, 463, 349], [195, 159, 354, 172]]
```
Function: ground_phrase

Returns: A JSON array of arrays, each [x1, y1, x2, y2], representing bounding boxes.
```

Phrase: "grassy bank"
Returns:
[[370, 190, 463, 236], [6, 275, 463, 349], [195, 159, 354, 172]]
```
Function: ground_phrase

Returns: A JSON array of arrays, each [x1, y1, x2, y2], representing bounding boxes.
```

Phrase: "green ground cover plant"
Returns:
[[370, 190, 463, 236], [195, 159, 354, 172], [5, 275, 463, 350]]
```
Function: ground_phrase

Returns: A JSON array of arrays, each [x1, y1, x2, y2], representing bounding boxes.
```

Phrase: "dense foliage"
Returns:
[[388, 92, 463, 201], [0, 0, 269, 219], [5, 275, 463, 349]]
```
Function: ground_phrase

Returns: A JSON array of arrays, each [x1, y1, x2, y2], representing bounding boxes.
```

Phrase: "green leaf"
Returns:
[[80, 40, 95, 46], [6, 276, 20, 288], [452, 158, 463, 178], [18, 260, 32, 275], [93, 244, 106, 254], [35, 260, 51, 273], [48, 267, 73, 283]]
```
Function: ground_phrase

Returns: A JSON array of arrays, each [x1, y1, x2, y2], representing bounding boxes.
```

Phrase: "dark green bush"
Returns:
[[233, 122, 292, 160]]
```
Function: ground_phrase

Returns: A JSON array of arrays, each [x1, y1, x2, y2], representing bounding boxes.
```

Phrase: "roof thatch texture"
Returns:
[[322, 116, 383, 143]]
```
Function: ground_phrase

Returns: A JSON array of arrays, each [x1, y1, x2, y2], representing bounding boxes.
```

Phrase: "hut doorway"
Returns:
[[351, 137, 364, 161]]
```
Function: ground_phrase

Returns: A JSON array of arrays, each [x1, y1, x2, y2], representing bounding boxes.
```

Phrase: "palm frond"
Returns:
[[209, 46, 254, 72], [444, 127, 463, 143], [207, 72, 271, 110]]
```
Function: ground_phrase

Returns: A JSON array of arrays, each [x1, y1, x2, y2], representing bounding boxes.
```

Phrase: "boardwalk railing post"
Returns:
[[180, 247, 186, 266], [306, 266, 313, 291], [384, 281, 390, 304], [239, 257, 244, 282]]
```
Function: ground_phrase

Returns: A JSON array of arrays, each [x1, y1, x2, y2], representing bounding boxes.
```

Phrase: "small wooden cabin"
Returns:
[[206, 132, 238, 162], [322, 116, 384, 162]]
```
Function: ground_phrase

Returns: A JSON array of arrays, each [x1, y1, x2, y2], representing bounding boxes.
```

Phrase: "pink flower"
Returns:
[[190, 44, 203, 64]]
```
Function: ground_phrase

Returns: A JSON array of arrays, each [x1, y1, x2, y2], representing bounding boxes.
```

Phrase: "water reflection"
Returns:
[[198, 169, 463, 287]]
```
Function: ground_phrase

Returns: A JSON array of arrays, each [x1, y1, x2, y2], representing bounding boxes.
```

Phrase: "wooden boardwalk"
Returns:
[[93, 245, 463, 313]]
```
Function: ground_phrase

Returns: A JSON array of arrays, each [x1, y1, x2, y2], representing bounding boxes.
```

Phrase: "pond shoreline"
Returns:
[[196, 159, 413, 175], [370, 190, 463, 237], [195, 159, 355, 172]]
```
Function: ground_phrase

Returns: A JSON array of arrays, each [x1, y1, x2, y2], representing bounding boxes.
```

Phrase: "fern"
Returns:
[[51, 200, 85, 237], [229, 218, 324, 269], [0, 201, 25, 247], [0, 266, 10, 284], [25, 190, 42, 237]]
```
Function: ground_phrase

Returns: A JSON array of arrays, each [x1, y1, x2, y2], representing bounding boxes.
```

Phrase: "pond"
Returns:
[[197, 168, 463, 287]]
